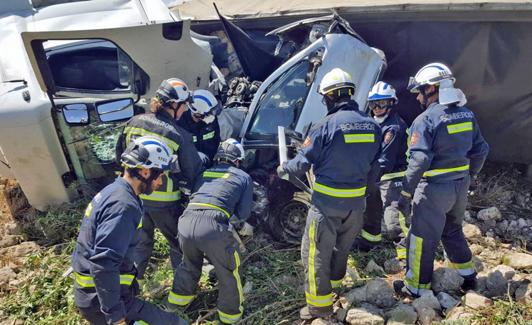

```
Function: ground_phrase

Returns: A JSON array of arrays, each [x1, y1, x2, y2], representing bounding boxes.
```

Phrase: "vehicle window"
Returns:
[[248, 60, 311, 136], [45, 39, 133, 92]]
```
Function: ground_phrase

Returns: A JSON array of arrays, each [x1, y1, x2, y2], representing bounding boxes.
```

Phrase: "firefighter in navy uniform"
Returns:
[[353, 82, 409, 255], [116, 78, 203, 279], [169, 139, 253, 324], [392, 63, 489, 297], [72, 137, 188, 325], [178, 89, 221, 166], [277, 68, 382, 320]]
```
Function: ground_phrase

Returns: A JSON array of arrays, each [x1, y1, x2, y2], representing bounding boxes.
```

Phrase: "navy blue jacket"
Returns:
[[188, 163, 253, 223], [72, 177, 143, 324], [377, 112, 408, 176], [402, 102, 490, 195], [178, 110, 221, 164], [283, 100, 382, 211]]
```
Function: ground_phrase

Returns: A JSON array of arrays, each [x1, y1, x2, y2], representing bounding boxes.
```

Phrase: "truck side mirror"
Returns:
[[63, 104, 89, 125], [96, 98, 134, 122]]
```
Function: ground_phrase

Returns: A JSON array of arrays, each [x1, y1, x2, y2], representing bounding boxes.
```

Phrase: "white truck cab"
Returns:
[[0, 0, 213, 210]]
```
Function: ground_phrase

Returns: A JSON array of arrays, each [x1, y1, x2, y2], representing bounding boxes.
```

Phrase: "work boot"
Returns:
[[352, 237, 377, 252], [461, 275, 477, 292], [299, 306, 332, 320], [393, 280, 420, 299]]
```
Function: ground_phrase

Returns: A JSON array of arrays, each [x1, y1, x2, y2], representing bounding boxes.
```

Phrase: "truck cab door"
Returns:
[[20, 21, 212, 192]]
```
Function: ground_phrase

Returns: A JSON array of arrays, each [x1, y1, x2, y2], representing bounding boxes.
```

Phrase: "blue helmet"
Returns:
[[368, 81, 398, 104]]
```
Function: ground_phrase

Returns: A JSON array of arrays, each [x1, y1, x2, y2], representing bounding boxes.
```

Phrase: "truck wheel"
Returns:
[[268, 192, 310, 245]]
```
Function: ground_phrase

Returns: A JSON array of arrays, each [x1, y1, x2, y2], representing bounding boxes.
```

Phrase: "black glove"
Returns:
[[391, 191, 412, 220]]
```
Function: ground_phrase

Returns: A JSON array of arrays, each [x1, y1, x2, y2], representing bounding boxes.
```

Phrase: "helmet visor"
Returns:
[[407, 76, 421, 93]]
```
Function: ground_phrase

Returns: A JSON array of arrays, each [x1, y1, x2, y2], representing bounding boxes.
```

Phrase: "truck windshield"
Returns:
[[248, 60, 311, 137]]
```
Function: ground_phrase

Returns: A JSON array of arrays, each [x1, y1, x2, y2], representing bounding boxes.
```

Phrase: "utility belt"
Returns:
[[74, 272, 136, 290], [187, 202, 231, 220]]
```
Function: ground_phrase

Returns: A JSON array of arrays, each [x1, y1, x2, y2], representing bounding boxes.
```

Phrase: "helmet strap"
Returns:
[[420, 85, 438, 109], [131, 168, 163, 195]]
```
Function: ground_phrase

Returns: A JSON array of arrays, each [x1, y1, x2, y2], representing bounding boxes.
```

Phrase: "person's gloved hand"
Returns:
[[391, 191, 412, 220], [276, 164, 288, 178], [238, 222, 254, 237]]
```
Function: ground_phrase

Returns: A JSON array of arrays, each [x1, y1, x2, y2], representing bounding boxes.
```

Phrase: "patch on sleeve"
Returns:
[[302, 137, 312, 148], [410, 132, 420, 146], [383, 131, 395, 145]]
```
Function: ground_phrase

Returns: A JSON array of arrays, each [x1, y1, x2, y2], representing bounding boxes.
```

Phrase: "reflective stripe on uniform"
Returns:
[[133, 321, 149, 325], [423, 164, 469, 177], [398, 211, 409, 236], [218, 251, 244, 324], [405, 234, 425, 291], [344, 133, 375, 143], [305, 292, 334, 307], [380, 171, 405, 181], [168, 291, 195, 306], [203, 171, 230, 179], [396, 246, 407, 260], [330, 279, 343, 289], [123, 126, 179, 152], [74, 272, 135, 288], [140, 176, 181, 202], [447, 122, 473, 134], [192, 135, 197, 143], [84, 202, 93, 217], [203, 131, 216, 140], [218, 310, 243, 324], [188, 202, 231, 218], [313, 182, 366, 198], [361, 229, 382, 243], [447, 260, 476, 277], [308, 219, 318, 296]]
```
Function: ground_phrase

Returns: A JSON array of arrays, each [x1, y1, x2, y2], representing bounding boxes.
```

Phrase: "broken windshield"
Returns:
[[247, 60, 311, 137]]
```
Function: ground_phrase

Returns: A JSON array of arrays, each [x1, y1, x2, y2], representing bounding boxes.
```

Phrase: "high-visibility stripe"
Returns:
[[133, 321, 149, 325], [447, 122, 473, 134], [192, 135, 197, 143], [405, 234, 424, 292], [137, 217, 143, 229], [218, 310, 243, 324], [305, 292, 334, 307], [84, 202, 93, 217], [123, 126, 179, 152], [74, 272, 135, 288], [396, 246, 407, 260], [447, 260, 476, 276], [308, 219, 318, 296], [203, 131, 216, 140], [344, 133, 375, 143], [168, 291, 195, 306], [188, 202, 231, 218], [361, 230, 382, 243], [331, 279, 343, 289], [398, 211, 409, 236], [381, 171, 406, 181], [233, 251, 244, 310], [313, 182, 366, 198], [423, 164, 469, 177], [203, 171, 230, 179]]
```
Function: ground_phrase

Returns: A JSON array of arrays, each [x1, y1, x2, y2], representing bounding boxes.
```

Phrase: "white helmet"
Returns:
[[121, 136, 175, 171], [318, 68, 356, 96], [368, 81, 398, 104], [407, 63, 455, 93], [190, 89, 219, 124], [215, 138, 245, 162], [156, 78, 192, 105]]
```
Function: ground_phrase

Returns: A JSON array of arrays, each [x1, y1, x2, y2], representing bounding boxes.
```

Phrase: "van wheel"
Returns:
[[268, 192, 310, 245]]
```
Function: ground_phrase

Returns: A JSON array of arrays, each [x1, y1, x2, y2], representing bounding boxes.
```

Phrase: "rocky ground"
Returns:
[[0, 162, 531, 324]]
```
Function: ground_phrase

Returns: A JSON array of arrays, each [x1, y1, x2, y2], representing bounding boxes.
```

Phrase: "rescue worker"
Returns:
[[116, 78, 203, 279], [393, 63, 489, 297], [169, 139, 253, 324], [72, 137, 188, 325], [353, 81, 408, 254], [178, 89, 221, 165], [277, 68, 382, 320]]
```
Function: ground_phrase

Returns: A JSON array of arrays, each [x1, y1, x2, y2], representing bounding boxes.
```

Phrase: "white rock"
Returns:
[[446, 306, 474, 321], [346, 306, 384, 325], [463, 292, 493, 309], [464, 210, 475, 223], [502, 252, 532, 270], [431, 268, 464, 293], [311, 318, 341, 325], [385, 304, 417, 324], [384, 258, 403, 275], [0, 267, 16, 289], [477, 207, 502, 221], [462, 223, 482, 240], [412, 291, 441, 312], [10, 241, 40, 257], [517, 218, 527, 229], [364, 260, 385, 275], [366, 278, 396, 308], [436, 292, 459, 310]]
